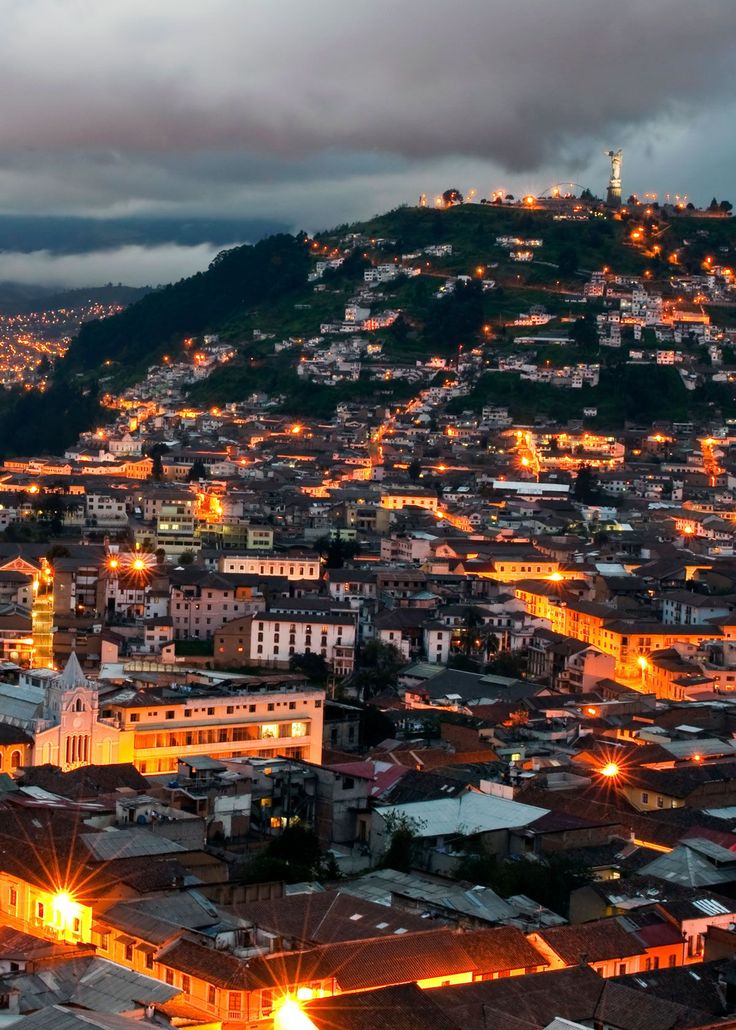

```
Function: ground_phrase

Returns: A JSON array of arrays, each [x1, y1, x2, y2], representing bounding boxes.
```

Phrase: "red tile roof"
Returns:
[[536, 918, 644, 964], [158, 927, 548, 996], [304, 983, 462, 1030]]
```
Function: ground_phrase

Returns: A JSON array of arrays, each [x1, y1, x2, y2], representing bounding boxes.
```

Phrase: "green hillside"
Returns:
[[2, 201, 736, 454], [64, 233, 310, 376]]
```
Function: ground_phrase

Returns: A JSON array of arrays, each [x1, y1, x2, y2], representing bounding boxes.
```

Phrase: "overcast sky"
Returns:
[[0, 0, 734, 282]]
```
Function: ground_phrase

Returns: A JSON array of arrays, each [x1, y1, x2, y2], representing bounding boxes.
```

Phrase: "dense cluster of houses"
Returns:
[[5, 216, 736, 1027]]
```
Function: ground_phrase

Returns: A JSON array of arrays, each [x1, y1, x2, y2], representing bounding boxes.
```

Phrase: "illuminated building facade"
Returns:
[[1, 654, 325, 776], [0, 873, 92, 945], [515, 581, 729, 690], [31, 559, 54, 669], [218, 553, 321, 581], [156, 500, 200, 557], [380, 489, 439, 512]]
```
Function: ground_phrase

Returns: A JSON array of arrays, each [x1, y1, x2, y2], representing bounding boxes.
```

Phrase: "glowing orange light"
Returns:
[[692, 752, 703, 763], [548, 571, 563, 582], [132, 558, 146, 572], [600, 762, 620, 778], [274, 999, 317, 1030], [53, 890, 76, 919], [108, 558, 119, 570], [586, 706, 598, 716], [50, 890, 84, 942], [637, 656, 648, 671]]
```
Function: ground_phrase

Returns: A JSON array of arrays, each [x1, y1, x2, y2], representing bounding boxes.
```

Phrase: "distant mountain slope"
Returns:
[[0, 234, 309, 456], [63, 233, 310, 373], [0, 283, 150, 315]]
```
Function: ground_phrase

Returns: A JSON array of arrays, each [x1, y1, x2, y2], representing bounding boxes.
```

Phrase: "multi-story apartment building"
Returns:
[[198, 522, 274, 552], [214, 612, 356, 676], [129, 488, 196, 524], [85, 491, 128, 527], [156, 501, 200, 558], [169, 570, 264, 640], [54, 555, 104, 615]]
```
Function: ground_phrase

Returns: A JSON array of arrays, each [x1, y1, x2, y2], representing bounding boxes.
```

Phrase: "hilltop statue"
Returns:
[[605, 148, 623, 208]]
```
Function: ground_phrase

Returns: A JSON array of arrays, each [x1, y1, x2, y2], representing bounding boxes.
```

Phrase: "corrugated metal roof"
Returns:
[[343, 868, 515, 922], [692, 896, 732, 917], [702, 806, 736, 820], [7, 957, 178, 1017], [12, 1007, 145, 1030], [663, 739, 736, 759], [376, 792, 548, 838], [81, 829, 185, 861]]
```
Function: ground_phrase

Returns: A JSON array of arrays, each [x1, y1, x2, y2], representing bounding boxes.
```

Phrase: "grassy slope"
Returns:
[[189, 204, 736, 422], [6, 203, 735, 451]]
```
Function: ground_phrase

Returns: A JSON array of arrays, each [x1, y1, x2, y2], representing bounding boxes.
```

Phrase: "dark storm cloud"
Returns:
[[0, 0, 732, 230], [0, 243, 241, 288], [1, 0, 734, 168]]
